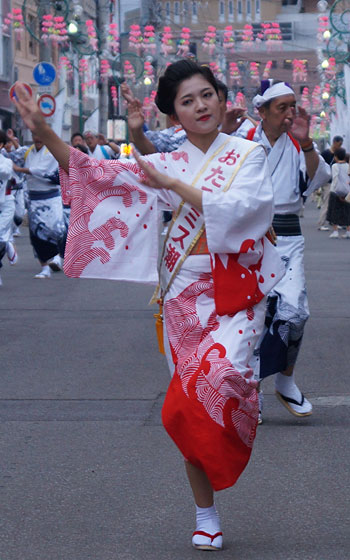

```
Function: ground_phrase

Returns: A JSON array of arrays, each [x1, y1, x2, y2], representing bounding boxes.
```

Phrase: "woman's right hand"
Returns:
[[12, 83, 47, 136], [127, 99, 145, 131]]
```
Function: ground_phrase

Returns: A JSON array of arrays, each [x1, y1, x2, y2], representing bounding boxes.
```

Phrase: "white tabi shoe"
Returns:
[[48, 254, 63, 271], [275, 391, 312, 417], [192, 530, 223, 551], [35, 266, 51, 279], [6, 242, 18, 265]]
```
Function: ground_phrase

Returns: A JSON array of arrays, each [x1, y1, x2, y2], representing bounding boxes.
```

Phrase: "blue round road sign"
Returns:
[[33, 62, 56, 86]]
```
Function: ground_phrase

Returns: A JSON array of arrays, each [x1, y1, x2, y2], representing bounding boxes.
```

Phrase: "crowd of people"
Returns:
[[0, 61, 339, 551], [0, 127, 123, 283], [315, 135, 350, 238]]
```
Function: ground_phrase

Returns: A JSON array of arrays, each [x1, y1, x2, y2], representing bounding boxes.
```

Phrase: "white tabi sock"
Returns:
[[192, 504, 222, 549], [275, 372, 302, 403]]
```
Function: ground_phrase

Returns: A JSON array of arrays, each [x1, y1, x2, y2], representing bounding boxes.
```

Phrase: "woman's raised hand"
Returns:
[[12, 83, 47, 136], [133, 150, 174, 190], [127, 99, 145, 131]]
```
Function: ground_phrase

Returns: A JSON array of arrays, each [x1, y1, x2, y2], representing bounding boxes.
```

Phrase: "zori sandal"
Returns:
[[192, 530, 223, 551], [275, 390, 312, 417]]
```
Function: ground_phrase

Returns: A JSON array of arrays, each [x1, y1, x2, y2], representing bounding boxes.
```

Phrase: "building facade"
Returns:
[[0, 0, 14, 130]]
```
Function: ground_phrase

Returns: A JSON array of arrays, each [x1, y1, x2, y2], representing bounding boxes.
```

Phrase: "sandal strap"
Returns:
[[278, 392, 305, 407], [192, 531, 223, 542]]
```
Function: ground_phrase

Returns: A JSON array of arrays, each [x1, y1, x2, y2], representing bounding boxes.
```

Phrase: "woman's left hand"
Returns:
[[134, 150, 175, 190]]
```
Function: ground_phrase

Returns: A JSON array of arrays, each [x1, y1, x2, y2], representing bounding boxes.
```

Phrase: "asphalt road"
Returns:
[[1, 200, 349, 560]]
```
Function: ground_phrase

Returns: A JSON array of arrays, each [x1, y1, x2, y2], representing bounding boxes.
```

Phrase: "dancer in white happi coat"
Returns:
[[12, 62, 285, 552], [1, 129, 29, 239], [0, 130, 18, 285], [16, 134, 67, 278], [245, 81, 331, 421]]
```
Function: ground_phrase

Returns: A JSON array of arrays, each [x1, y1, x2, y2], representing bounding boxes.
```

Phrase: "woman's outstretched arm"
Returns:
[[12, 83, 70, 173]]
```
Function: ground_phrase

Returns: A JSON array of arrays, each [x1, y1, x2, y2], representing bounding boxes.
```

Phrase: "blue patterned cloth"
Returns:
[[145, 126, 187, 152]]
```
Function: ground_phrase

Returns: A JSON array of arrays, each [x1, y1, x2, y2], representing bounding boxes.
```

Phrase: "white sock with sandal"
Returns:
[[192, 504, 223, 550]]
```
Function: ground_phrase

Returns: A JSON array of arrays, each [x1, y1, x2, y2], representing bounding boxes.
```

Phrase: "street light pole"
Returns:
[[96, 0, 110, 135]]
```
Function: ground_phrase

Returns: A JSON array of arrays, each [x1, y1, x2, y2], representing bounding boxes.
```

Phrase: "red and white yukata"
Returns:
[[60, 133, 284, 491]]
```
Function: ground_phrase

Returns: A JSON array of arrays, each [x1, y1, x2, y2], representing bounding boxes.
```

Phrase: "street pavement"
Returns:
[[1, 200, 350, 560]]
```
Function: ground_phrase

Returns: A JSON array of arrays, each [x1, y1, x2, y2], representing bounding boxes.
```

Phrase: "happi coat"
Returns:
[[246, 124, 331, 378], [0, 153, 15, 266], [60, 133, 285, 491]]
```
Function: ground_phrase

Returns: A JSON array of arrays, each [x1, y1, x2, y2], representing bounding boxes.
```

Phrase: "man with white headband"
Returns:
[[246, 80, 331, 422]]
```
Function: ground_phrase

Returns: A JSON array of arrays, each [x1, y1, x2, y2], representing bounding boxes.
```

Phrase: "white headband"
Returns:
[[253, 82, 295, 108]]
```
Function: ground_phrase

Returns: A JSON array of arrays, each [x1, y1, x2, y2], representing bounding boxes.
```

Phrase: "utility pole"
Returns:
[[96, 0, 110, 134]]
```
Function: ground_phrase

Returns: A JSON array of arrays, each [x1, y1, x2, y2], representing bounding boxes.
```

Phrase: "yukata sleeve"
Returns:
[[0, 154, 13, 182], [303, 144, 332, 196], [59, 147, 166, 283], [330, 164, 339, 192], [145, 128, 186, 152], [0, 155, 13, 203], [202, 145, 274, 254]]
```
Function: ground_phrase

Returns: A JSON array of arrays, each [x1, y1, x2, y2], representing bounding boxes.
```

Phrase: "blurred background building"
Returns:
[[0, 0, 348, 147]]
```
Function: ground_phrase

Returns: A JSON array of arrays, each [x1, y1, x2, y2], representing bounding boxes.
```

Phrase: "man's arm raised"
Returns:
[[12, 83, 70, 173]]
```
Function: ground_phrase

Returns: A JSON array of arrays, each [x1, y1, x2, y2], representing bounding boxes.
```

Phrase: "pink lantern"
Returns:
[[177, 27, 191, 57], [300, 87, 310, 111], [325, 57, 336, 79], [124, 59, 136, 83], [261, 22, 283, 52], [202, 25, 217, 56], [234, 92, 247, 109], [223, 26, 235, 53], [110, 85, 118, 110], [57, 56, 73, 78], [53, 16, 68, 44], [161, 26, 174, 56], [229, 62, 241, 87], [262, 60, 272, 79], [79, 58, 89, 76], [242, 24, 254, 50], [249, 62, 260, 86], [128, 24, 143, 55], [317, 15, 329, 42], [144, 24, 156, 54], [292, 59, 307, 83], [144, 60, 154, 83], [311, 85, 322, 112], [2, 8, 24, 38], [108, 22, 119, 55], [209, 61, 224, 81], [86, 19, 98, 51], [100, 59, 111, 82]]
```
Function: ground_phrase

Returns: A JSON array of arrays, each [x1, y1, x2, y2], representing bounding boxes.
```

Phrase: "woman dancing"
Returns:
[[13, 60, 284, 551]]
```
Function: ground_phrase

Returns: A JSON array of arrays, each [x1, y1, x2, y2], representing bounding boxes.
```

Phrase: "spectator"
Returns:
[[83, 130, 119, 160], [318, 135, 343, 230], [327, 147, 350, 239]]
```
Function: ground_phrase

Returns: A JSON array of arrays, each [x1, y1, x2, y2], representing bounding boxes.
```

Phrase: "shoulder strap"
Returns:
[[246, 127, 257, 141], [246, 129, 301, 153], [287, 132, 301, 153], [24, 145, 35, 160], [100, 145, 110, 159]]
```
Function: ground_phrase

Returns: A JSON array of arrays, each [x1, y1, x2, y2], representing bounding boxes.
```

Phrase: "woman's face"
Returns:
[[172, 74, 221, 138]]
